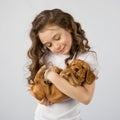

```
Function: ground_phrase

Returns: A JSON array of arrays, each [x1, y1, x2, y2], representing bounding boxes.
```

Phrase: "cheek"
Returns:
[[62, 36, 72, 45]]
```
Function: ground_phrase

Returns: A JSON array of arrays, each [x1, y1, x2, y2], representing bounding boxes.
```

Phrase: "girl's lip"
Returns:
[[59, 46, 65, 53]]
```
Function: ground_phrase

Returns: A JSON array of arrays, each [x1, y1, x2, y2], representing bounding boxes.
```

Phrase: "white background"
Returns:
[[0, 0, 120, 120]]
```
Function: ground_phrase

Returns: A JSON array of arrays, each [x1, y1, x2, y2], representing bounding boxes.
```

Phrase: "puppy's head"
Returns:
[[69, 59, 96, 84]]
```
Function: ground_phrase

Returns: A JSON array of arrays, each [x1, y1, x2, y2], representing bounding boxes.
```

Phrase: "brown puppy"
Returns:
[[30, 65, 68, 103], [60, 59, 96, 86], [30, 59, 96, 103]]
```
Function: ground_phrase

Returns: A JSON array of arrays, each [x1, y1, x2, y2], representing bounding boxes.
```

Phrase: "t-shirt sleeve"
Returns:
[[78, 52, 99, 78]]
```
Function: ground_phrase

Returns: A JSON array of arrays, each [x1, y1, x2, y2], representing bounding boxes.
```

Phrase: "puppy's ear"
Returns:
[[85, 70, 96, 84], [34, 65, 46, 83]]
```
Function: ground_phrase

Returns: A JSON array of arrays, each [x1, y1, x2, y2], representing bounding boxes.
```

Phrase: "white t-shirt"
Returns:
[[34, 52, 99, 120]]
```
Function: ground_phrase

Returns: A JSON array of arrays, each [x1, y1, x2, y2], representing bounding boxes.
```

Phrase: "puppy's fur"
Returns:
[[30, 59, 96, 103], [60, 59, 96, 86], [30, 66, 68, 103]]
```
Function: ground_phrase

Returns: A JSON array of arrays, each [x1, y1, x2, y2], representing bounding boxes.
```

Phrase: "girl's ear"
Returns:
[[85, 70, 96, 84]]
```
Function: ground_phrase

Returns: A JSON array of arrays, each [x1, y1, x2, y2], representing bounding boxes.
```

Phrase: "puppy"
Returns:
[[30, 59, 96, 103], [60, 59, 96, 86], [30, 65, 68, 103]]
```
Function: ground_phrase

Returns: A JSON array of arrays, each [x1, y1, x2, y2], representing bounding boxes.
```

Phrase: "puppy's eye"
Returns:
[[82, 66, 85, 69], [72, 63, 75, 66]]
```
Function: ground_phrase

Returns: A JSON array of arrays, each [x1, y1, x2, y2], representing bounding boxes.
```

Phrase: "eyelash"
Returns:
[[46, 43, 52, 48], [45, 35, 61, 48], [55, 35, 60, 40]]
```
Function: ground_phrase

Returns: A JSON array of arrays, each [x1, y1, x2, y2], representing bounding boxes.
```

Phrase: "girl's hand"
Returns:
[[44, 69, 59, 83], [38, 98, 53, 106], [29, 85, 53, 106]]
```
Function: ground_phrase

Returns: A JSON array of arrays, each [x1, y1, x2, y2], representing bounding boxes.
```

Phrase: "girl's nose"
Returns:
[[54, 43, 61, 50]]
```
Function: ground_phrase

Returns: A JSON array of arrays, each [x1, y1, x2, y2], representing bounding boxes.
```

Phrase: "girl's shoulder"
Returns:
[[77, 51, 97, 60]]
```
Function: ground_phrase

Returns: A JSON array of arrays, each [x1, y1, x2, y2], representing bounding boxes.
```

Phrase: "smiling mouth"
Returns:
[[59, 46, 65, 53]]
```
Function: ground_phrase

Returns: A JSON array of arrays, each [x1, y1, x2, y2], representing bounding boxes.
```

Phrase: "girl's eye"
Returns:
[[46, 43, 52, 48], [54, 35, 60, 40]]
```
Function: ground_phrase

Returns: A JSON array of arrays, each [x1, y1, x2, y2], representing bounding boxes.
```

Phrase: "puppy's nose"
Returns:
[[74, 68, 79, 72]]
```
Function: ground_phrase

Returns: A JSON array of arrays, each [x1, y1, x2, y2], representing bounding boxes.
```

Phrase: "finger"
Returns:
[[38, 98, 53, 106], [45, 100, 54, 106], [38, 98, 46, 104], [29, 90, 34, 96], [44, 101, 49, 106], [38, 98, 48, 105], [43, 99, 50, 106], [28, 85, 33, 90], [49, 102, 53, 105]]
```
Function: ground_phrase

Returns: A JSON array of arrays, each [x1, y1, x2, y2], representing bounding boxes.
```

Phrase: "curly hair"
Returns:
[[27, 9, 91, 85]]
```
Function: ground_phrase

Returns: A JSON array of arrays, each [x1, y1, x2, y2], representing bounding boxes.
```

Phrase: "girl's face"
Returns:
[[38, 25, 72, 55]]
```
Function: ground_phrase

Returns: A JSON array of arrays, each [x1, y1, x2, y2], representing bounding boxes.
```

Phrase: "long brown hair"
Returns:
[[27, 9, 91, 84]]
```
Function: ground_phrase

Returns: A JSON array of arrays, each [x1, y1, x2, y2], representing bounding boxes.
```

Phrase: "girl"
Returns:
[[27, 8, 99, 120]]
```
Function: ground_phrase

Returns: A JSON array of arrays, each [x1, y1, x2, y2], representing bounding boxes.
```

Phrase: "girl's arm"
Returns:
[[45, 71, 95, 105]]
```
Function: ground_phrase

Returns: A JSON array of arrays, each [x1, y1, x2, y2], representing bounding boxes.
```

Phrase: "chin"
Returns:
[[62, 52, 69, 55], [63, 50, 70, 55]]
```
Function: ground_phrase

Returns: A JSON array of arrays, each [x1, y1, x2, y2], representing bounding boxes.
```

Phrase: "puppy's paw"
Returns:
[[52, 66, 62, 74]]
